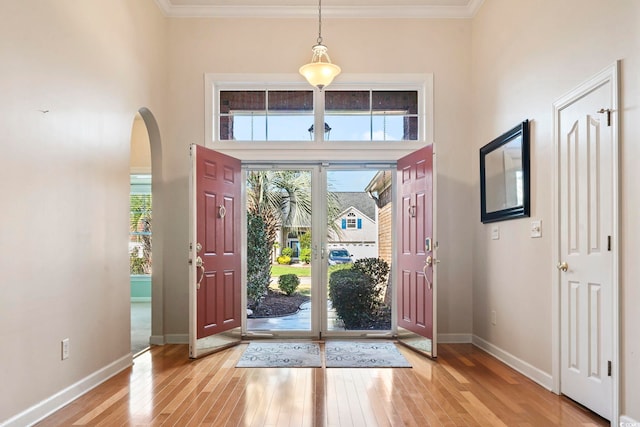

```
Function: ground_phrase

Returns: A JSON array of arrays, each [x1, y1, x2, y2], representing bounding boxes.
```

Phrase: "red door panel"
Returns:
[[397, 145, 434, 340], [195, 145, 241, 339]]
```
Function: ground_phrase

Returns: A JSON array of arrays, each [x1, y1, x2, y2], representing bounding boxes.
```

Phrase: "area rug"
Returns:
[[324, 341, 412, 368], [236, 342, 322, 368]]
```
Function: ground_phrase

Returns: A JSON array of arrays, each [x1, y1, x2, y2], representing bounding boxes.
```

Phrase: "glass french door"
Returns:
[[243, 164, 394, 339]]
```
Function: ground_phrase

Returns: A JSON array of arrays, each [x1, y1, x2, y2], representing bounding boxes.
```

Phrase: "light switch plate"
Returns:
[[491, 226, 500, 240], [530, 220, 542, 238]]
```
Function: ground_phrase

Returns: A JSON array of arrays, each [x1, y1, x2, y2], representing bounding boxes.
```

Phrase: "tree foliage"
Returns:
[[130, 194, 152, 274], [246, 170, 342, 257], [247, 212, 271, 309]]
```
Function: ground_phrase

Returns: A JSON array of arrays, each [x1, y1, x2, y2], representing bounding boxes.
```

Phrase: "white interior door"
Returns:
[[554, 63, 618, 420]]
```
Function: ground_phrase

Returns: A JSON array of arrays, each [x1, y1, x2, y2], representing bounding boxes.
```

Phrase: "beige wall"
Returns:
[[0, 0, 166, 422], [160, 17, 475, 339], [471, 0, 640, 419], [130, 114, 152, 173]]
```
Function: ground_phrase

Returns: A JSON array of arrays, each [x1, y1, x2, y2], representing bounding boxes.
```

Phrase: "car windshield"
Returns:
[[331, 250, 349, 257]]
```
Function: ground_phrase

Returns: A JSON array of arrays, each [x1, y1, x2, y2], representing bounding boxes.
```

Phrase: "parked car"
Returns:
[[328, 249, 352, 265]]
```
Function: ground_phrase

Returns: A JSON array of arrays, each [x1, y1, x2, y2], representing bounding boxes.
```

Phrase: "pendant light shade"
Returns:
[[299, 0, 341, 90]]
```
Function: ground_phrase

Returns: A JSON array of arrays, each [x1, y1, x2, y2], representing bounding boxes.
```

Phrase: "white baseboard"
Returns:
[[149, 335, 166, 345], [130, 297, 151, 302], [165, 334, 189, 344], [472, 335, 553, 391], [438, 333, 472, 343], [620, 415, 640, 426], [2, 354, 132, 427]]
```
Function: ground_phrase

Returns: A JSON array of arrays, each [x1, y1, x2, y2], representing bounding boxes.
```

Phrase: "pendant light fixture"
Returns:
[[299, 0, 341, 90]]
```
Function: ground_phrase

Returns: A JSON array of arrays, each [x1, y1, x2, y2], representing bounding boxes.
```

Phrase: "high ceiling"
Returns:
[[153, 0, 484, 18]]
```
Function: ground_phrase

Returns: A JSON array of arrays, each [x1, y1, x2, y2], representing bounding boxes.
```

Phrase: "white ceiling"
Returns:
[[153, 0, 485, 18]]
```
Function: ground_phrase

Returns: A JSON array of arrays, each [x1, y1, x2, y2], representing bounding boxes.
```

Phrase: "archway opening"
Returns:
[[129, 112, 152, 356]]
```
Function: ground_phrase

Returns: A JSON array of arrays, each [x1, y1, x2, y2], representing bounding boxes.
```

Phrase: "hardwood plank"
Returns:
[[35, 343, 608, 427]]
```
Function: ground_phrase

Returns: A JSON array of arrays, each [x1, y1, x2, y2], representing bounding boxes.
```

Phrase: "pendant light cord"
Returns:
[[317, 0, 323, 45]]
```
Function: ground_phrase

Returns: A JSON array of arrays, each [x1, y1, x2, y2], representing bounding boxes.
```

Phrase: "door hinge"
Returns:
[[607, 235, 612, 251], [608, 360, 612, 376], [597, 108, 612, 126]]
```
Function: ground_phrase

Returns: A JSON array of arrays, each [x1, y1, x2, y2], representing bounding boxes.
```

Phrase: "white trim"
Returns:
[[1, 355, 132, 427], [130, 297, 151, 302], [472, 335, 553, 391], [149, 335, 166, 345], [551, 61, 619, 424], [431, 144, 438, 357], [437, 333, 472, 343], [166, 333, 189, 344], [620, 415, 640, 426], [204, 73, 434, 161], [155, 0, 484, 19]]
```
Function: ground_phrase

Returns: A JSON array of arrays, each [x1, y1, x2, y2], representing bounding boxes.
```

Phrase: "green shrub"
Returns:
[[299, 248, 312, 264], [329, 269, 378, 329], [281, 247, 294, 257], [247, 213, 271, 309], [352, 257, 390, 300], [278, 274, 300, 295], [277, 255, 291, 265]]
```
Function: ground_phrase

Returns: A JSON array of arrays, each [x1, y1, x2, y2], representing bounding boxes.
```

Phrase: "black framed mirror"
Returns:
[[480, 120, 530, 223]]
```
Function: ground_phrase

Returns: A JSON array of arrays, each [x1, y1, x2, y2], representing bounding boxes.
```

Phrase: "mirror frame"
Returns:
[[480, 120, 530, 223]]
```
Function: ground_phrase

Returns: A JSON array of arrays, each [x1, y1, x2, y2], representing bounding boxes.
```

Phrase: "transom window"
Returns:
[[214, 83, 423, 143]]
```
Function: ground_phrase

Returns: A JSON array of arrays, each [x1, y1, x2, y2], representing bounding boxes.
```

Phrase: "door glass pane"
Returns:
[[246, 169, 312, 332], [326, 169, 393, 331]]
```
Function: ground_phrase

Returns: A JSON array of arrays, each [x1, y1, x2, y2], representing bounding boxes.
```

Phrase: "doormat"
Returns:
[[236, 342, 322, 368], [324, 341, 412, 368]]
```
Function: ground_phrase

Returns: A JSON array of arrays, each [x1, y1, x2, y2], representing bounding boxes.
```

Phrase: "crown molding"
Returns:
[[154, 0, 484, 19]]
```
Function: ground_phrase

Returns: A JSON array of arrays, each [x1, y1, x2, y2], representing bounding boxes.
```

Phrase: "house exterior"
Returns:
[[2, 1, 640, 425], [328, 192, 378, 260]]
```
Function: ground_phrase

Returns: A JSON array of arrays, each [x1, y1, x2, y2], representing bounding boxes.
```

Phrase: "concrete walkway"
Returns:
[[247, 300, 343, 331]]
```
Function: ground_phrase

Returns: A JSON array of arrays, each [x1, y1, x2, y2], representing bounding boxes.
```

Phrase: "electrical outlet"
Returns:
[[61, 338, 70, 360], [491, 311, 497, 326]]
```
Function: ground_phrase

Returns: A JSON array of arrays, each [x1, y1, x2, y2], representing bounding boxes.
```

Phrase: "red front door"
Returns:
[[192, 144, 241, 340], [397, 145, 435, 343]]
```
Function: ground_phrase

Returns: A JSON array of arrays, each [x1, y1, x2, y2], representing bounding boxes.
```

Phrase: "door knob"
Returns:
[[557, 261, 568, 272]]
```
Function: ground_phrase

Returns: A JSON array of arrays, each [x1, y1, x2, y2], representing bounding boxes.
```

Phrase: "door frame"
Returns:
[[551, 61, 619, 421], [241, 162, 408, 339], [242, 164, 322, 339]]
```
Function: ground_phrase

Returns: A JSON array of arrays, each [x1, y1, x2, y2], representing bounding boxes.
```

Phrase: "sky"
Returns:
[[328, 170, 379, 192]]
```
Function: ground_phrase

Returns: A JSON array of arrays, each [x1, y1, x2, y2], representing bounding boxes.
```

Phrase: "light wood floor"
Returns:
[[37, 342, 607, 426]]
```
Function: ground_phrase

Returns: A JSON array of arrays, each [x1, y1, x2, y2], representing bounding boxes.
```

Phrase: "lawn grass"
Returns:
[[269, 263, 352, 297], [270, 264, 311, 277], [270, 263, 352, 277]]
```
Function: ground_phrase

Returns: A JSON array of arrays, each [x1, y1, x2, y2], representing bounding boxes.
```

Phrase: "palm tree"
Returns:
[[246, 170, 341, 257]]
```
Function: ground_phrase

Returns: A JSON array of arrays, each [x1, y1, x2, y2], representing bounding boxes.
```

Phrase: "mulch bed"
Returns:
[[248, 289, 310, 318]]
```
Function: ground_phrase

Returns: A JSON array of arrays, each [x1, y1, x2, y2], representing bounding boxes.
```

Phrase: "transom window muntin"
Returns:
[[215, 85, 422, 142]]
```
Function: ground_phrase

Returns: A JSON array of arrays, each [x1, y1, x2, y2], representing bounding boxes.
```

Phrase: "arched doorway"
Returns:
[[129, 112, 152, 355]]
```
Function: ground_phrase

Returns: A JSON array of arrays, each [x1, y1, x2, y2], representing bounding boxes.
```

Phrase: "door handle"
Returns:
[[218, 205, 226, 219], [423, 257, 433, 290], [557, 261, 568, 272], [196, 256, 205, 289]]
